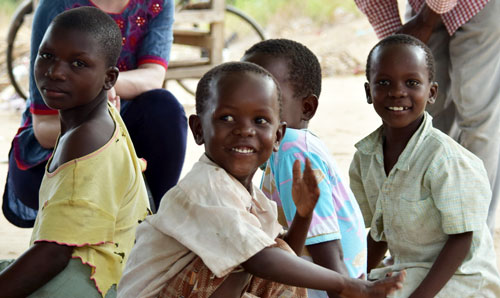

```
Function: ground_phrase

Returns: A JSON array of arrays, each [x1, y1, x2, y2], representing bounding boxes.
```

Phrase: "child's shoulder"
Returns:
[[277, 128, 328, 157], [58, 113, 116, 163], [425, 126, 481, 163]]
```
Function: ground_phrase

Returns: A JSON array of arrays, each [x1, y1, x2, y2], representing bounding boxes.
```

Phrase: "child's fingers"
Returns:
[[292, 159, 301, 183], [376, 270, 406, 294]]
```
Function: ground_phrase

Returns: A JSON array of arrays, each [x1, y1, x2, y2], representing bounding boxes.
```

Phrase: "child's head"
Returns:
[[242, 39, 321, 129], [34, 6, 122, 110], [364, 34, 438, 130], [190, 62, 285, 189]]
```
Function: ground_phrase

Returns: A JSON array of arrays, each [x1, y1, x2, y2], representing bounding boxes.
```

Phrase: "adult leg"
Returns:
[[448, 0, 500, 232], [120, 89, 187, 210], [2, 148, 43, 228], [425, 23, 458, 138]]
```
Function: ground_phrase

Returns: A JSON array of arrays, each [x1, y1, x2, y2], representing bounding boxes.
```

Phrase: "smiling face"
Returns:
[[189, 71, 285, 189], [34, 24, 113, 111], [366, 43, 437, 131]]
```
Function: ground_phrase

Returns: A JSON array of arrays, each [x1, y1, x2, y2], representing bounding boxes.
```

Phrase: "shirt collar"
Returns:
[[354, 112, 433, 172]]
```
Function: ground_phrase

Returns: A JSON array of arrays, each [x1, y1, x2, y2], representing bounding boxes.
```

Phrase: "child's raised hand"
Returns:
[[340, 270, 406, 298], [292, 158, 320, 218]]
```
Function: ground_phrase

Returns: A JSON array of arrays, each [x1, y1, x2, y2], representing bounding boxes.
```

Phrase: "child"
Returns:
[[118, 61, 404, 298], [0, 7, 150, 297], [242, 39, 367, 297], [349, 34, 500, 297]]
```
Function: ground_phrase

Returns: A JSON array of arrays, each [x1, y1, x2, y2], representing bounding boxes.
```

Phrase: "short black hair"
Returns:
[[243, 38, 322, 99], [195, 61, 281, 117], [366, 34, 435, 82], [51, 6, 122, 67]]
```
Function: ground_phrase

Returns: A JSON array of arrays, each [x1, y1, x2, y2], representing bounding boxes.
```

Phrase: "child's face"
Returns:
[[190, 71, 285, 189], [242, 53, 304, 129], [34, 24, 115, 110], [365, 44, 437, 130]]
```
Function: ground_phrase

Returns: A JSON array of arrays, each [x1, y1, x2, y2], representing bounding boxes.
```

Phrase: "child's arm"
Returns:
[[409, 231, 472, 298], [367, 232, 388, 272], [282, 159, 320, 255], [0, 242, 73, 297], [308, 240, 350, 276], [242, 246, 405, 297]]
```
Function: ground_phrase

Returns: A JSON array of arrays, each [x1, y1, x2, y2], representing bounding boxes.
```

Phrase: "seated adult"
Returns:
[[2, 0, 187, 227]]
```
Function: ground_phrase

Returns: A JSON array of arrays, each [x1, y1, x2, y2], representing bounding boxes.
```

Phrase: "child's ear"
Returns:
[[364, 82, 372, 104], [301, 94, 318, 122], [104, 66, 119, 90], [188, 114, 205, 145], [273, 122, 286, 152], [427, 82, 438, 105]]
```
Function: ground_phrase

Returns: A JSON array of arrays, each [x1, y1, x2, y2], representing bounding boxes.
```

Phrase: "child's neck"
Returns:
[[382, 115, 424, 175], [59, 93, 109, 135]]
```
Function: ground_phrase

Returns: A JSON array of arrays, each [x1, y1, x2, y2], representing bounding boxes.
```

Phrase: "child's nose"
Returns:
[[388, 82, 407, 97], [233, 122, 256, 137], [45, 61, 66, 81]]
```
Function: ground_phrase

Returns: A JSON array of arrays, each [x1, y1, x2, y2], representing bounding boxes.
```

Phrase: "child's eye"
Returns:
[[407, 80, 420, 87], [376, 80, 389, 86], [39, 52, 52, 60], [71, 60, 86, 68], [221, 115, 234, 122], [255, 117, 269, 124]]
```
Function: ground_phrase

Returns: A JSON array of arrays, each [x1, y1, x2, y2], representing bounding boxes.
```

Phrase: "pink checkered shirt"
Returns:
[[355, 0, 490, 38]]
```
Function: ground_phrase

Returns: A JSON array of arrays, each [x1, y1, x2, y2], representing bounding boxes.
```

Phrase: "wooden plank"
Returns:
[[174, 10, 224, 24], [173, 30, 212, 48], [165, 64, 214, 79]]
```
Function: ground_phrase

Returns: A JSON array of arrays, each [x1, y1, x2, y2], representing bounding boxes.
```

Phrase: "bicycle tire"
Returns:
[[6, 0, 34, 100], [175, 4, 266, 96]]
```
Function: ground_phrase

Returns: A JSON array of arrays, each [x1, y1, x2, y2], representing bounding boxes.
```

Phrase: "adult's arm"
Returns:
[[0, 242, 73, 298], [28, 0, 63, 148], [355, 0, 457, 39], [396, 3, 443, 44], [33, 114, 60, 149], [354, 0, 402, 38], [114, 0, 175, 100], [113, 63, 166, 100], [409, 232, 472, 298]]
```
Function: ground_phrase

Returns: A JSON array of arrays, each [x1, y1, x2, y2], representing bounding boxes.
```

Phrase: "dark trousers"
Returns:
[[2, 89, 187, 227]]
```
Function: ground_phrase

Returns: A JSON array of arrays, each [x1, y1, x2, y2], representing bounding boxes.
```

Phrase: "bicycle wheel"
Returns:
[[175, 5, 266, 96], [6, 0, 34, 100]]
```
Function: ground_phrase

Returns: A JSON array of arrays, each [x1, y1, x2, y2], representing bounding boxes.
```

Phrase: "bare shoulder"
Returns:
[[58, 115, 116, 164]]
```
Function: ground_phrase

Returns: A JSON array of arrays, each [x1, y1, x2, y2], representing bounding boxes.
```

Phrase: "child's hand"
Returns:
[[292, 158, 320, 218], [341, 270, 406, 298]]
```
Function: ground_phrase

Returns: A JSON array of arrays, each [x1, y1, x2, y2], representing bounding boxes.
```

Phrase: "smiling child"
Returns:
[[0, 7, 150, 297], [242, 39, 367, 297], [350, 34, 500, 297], [118, 61, 405, 298]]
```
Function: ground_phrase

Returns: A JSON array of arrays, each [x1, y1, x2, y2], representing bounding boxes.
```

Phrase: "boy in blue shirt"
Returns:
[[243, 39, 367, 297]]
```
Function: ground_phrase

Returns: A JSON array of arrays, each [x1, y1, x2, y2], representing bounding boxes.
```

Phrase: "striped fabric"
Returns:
[[354, 0, 490, 38]]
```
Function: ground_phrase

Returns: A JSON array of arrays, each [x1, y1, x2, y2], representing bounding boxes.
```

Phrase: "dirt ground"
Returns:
[[1, 8, 500, 274]]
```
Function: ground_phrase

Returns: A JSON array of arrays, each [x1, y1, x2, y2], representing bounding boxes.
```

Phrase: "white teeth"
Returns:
[[388, 106, 408, 111], [232, 147, 255, 154]]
